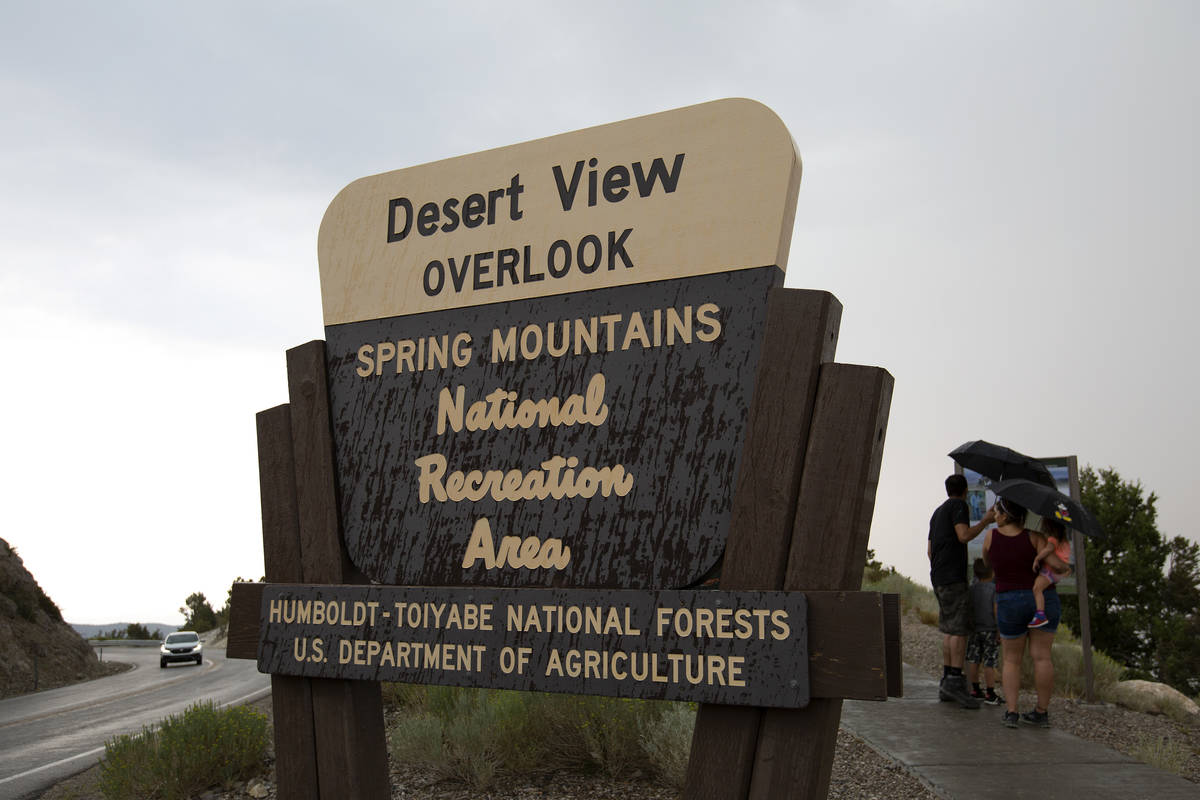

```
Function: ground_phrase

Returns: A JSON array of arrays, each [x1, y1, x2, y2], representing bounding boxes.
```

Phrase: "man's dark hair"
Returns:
[[945, 474, 968, 497]]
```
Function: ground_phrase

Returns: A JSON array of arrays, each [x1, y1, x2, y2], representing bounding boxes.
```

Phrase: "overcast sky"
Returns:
[[2, 1, 1196, 625]]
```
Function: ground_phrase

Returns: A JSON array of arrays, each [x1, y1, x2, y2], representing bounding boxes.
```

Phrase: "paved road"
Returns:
[[0, 647, 270, 800], [842, 663, 1198, 799]]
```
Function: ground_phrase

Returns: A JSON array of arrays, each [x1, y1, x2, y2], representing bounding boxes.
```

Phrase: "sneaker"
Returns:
[[939, 675, 982, 709], [1020, 709, 1051, 728], [1002, 711, 1020, 728], [969, 686, 986, 700], [985, 691, 1005, 706], [938, 677, 955, 702], [1028, 611, 1050, 628]]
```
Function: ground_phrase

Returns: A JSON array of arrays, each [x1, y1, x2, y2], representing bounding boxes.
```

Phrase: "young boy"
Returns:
[[1029, 519, 1072, 628], [967, 558, 1003, 704]]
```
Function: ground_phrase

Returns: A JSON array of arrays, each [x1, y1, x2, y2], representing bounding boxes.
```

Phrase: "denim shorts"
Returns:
[[996, 588, 1059, 639]]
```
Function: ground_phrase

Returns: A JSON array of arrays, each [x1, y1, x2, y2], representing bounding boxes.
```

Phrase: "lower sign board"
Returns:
[[258, 584, 809, 708]]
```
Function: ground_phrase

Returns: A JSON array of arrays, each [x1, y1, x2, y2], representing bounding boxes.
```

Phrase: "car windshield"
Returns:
[[165, 633, 199, 644]]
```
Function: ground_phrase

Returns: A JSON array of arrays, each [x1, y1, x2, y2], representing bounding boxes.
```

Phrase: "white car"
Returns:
[[159, 631, 203, 667]]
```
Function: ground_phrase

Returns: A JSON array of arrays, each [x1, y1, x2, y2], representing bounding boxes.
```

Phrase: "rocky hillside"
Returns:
[[0, 536, 111, 699]]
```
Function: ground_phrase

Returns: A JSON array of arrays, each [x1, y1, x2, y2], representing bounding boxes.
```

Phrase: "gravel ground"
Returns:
[[40, 613, 1198, 798]]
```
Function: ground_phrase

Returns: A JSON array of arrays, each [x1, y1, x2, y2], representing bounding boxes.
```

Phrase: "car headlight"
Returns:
[[160, 645, 169, 654]]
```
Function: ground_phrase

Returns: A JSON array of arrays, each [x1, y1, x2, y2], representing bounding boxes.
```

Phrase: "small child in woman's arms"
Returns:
[[1029, 519, 1072, 628]]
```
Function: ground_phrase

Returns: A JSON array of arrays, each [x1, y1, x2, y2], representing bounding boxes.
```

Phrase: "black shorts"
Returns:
[[934, 582, 973, 636]]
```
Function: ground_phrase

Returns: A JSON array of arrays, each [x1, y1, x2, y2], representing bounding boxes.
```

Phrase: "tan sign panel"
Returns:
[[317, 98, 801, 326]]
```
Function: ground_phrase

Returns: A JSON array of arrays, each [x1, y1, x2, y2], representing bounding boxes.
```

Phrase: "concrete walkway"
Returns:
[[841, 664, 1197, 799]]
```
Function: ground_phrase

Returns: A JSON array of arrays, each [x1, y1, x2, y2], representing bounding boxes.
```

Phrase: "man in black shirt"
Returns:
[[928, 474, 994, 708]]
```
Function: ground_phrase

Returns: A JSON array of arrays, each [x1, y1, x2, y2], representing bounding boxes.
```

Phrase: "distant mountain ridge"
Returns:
[[72, 622, 180, 639]]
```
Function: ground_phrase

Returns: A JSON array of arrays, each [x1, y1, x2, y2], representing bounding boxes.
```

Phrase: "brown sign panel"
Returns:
[[258, 584, 810, 708], [326, 267, 779, 588], [318, 100, 802, 589]]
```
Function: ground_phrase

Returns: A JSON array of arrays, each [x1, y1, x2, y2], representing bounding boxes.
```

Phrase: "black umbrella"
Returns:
[[989, 478, 1104, 539], [948, 440, 1057, 488]]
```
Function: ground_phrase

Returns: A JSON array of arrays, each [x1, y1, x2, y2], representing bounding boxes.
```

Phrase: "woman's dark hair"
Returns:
[[995, 496, 1027, 526]]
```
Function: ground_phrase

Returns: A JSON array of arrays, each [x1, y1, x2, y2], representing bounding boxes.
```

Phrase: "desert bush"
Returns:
[[381, 681, 431, 710], [387, 686, 685, 789], [637, 702, 696, 789], [862, 569, 939, 621], [859, 567, 1131, 702], [98, 701, 268, 800], [1131, 734, 1191, 775], [1015, 625, 1126, 698]]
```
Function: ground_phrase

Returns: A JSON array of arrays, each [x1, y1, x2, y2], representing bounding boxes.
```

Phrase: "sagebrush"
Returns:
[[98, 701, 268, 800], [386, 685, 692, 790], [864, 561, 1130, 698]]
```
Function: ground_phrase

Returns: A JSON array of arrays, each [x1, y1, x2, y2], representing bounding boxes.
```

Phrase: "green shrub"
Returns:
[[98, 701, 268, 800], [381, 681, 431, 710], [387, 686, 685, 789], [1015, 625, 1126, 698], [862, 570, 938, 620], [859, 566, 1133, 702], [637, 702, 696, 788], [1131, 734, 1191, 775]]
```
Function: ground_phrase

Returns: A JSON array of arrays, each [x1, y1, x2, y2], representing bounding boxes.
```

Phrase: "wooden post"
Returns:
[[229, 308, 895, 800], [285, 341, 390, 800], [256, 405, 319, 800], [747, 364, 893, 799], [684, 289, 841, 800], [1065, 457, 1096, 704]]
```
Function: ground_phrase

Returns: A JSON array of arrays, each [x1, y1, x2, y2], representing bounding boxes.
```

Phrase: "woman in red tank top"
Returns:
[[983, 497, 1059, 729]]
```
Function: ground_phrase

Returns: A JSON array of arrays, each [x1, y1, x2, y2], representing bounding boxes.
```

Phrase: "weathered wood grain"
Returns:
[[805, 591, 886, 700], [883, 593, 903, 698], [684, 289, 841, 800], [719, 289, 842, 592], [256, 403, 319, 800], [325, 269, 784, 590], [286, 341, 390, 800], [225, 582, 263, 661], [286, 342, 357, 585], [748, 364, 893, 800]]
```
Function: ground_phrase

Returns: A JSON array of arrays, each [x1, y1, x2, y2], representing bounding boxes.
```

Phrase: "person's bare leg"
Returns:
[[948, 634, 966, 669], [984, 664, 998, 690], [1032, 575, 1049, 614], [967, 660, 980, 687], [1029, 629, 1056, 712], [1001, 635, 1026, 714]]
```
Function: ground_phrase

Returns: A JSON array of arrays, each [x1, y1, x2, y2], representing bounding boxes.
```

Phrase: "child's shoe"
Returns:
[[985, 690, 1004, 706], [1028, 610, 1050, 628], [969, 686, 985, 700]]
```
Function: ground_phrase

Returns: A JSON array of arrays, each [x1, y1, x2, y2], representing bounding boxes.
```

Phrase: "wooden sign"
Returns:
[[318, 99, 799, 321], [257, 584, 809, 708], [317, 99, 803, 589]]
